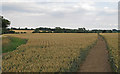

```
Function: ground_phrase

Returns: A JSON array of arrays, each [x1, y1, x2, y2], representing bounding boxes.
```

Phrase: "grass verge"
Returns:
[[99, 34, 117, 72], [2, 36, 28, 53], [68, 37, 98, 72]]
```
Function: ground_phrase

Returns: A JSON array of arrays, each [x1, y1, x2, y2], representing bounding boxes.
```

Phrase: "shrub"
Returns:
[[9, 31, 15, 34], [24, 32, 27, 33]]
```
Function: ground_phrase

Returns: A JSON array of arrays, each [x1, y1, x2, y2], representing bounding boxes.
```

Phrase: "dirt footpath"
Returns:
[[78, 36, 112, 72]]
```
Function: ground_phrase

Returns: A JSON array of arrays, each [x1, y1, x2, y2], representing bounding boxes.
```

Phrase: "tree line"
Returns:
[[1, 16, 120, 34], [33, 27, 120, 33], [10, 27, 119, 33]]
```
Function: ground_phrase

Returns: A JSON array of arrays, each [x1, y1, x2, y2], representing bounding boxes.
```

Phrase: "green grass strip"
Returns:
[[2, 36, 28, 53]]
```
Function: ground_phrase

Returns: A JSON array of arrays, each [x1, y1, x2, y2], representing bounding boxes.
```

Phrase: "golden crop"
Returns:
[[12, 30, 34, 33], [101, 33, 119, 72], [2, 33, 97, 72], [13, 30, 44, 33]]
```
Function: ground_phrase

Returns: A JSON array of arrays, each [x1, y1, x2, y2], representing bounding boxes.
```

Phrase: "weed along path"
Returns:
[[79, 36, 112, 72]]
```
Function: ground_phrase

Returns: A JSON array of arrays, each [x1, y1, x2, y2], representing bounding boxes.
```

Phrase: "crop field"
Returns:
[[13, 30, 44, 33], [101, 33, 119, 72], [2, 33, 97, 72], [12, 30, 34, 33]]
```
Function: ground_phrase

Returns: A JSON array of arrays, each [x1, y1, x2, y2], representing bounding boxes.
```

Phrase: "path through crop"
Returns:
[[79, 36, 112, 72]]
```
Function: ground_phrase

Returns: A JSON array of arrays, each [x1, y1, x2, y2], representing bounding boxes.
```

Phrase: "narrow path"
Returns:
[[78, 36, 112, 72]]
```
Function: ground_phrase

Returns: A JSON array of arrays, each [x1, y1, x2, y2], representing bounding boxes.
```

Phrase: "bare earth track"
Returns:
[[79, 36, 112, 72]]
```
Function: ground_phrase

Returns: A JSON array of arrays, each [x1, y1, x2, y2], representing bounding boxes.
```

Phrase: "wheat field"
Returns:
[[12, 30, 34, 33], [2, 33, 98, 72], [13, 30, 45, 33]]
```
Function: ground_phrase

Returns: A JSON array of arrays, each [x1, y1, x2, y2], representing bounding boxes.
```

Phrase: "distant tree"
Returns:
[[118, 30, 120, 33], [11, 27, 17, 30], [9, 31, 15, 34], [102, 30, 106, 33], [25, 27, 28, 30], [31, 28, 34, 30], [32, 28, 40, 33], [112, 29, 117, 31], [107, 30, 112, 33], [54, 27, 64, 33], [78, 28, 86, 33], [18, 27, 21, 30], [112, 29, 118, 33], [83, 28, 86, 31]]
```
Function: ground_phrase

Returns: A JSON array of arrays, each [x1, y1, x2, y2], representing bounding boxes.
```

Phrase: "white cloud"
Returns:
[[104, 7, 118, 14], [95, 18, 101, 21], [77, 2, 96, 11]]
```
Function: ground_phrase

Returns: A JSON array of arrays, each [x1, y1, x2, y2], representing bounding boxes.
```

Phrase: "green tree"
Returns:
[[32, 28, 40, 33], [1, 16, 10, 28], [78, 28, 86, 33], [0, 16, 11, 34], [54, 27, 64, 33]]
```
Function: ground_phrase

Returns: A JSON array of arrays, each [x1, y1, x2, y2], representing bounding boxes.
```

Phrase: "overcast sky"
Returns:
[[1, 0, 119, 30]]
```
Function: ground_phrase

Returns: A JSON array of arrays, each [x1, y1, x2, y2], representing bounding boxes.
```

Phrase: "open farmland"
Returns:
[[101, 33, 119, 72], [2, 33, 97, 72], [12, 30, 45, 33], [12, 30, 34, 33]]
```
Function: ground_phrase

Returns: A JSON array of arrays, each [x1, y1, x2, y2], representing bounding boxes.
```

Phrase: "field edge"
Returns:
[[99, 34, 117, 72], [2, 36, 28, 54]]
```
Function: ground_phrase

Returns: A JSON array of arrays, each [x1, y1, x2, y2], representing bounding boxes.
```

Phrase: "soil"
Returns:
[[78, 36, 112, 72]]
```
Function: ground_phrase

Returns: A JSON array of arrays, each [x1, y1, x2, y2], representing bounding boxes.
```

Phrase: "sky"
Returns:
[[1, 0, 119, 30]]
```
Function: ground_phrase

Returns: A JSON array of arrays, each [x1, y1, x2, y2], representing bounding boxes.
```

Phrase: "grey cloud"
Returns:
[[2, 2, 118, 29]]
